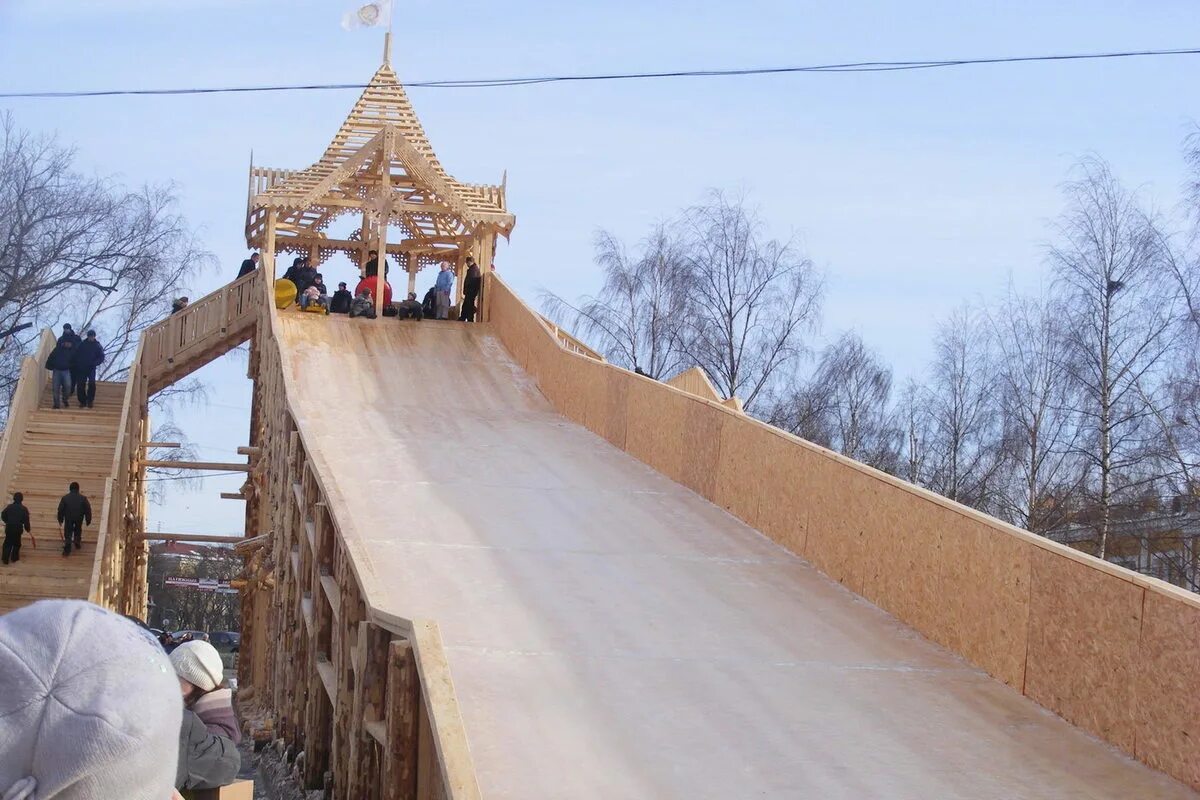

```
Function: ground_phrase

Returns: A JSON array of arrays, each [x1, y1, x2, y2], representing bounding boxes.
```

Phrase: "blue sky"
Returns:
[[1, 0, 1197, 534]]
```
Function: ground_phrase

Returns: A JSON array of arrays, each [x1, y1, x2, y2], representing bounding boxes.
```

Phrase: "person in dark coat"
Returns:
[[293, 260, 317, 295], [176, 707, 241, 791], [57, 481, 91, 556], [59, 323, 81, 349], [282, 256, 303, 285], [171, 297, 189, 315], [237, 252, 259, 278], [349, 289, 377, 319], [421, 286, 437, 319], [329, 282, 353, 314], [45, 337, 75, 409], [364, 249, 389, 278], [1, 492, 30, 565], [72, 329, 105, 408], [397, 292, 423, 320], [458, 258, 482, 322]]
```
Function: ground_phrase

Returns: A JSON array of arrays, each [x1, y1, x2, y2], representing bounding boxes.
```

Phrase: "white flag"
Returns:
[[342, 0, 392, 30]]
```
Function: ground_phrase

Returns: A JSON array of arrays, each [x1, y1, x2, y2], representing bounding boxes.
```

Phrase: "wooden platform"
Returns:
[[276, 313, 1198, 800], [0, 381, 124, 613]]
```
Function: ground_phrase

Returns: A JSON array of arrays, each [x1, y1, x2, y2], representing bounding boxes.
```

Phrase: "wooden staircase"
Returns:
[[0, 381, 125, 613], [0, 269, 263, 615]]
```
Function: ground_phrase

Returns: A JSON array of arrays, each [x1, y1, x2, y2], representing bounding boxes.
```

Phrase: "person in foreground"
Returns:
[[171, 640, 241, 790], [0, 599, 182, 800]]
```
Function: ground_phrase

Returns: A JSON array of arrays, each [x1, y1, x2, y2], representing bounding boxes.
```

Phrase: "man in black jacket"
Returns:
[[237, 252, 259, 278], [329, 282, 353, 314], [73, 330, 105, 408], [364, 249, 389, 278], [1, 492, 30, 565], [57, 482, 92, 556], [45, 337, 76, 409], [59, 323, 81, 349]]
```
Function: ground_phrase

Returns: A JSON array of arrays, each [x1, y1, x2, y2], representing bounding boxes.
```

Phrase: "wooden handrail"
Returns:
[[536, 313, 604, 361], [0, 330, 58, 497]]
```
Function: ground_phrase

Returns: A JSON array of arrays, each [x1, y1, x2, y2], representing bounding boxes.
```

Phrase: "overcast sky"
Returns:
[[2, 0, 1197, 535]]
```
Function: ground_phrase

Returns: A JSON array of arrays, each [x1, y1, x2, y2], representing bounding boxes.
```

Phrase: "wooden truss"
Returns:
[[245, 59, 515, 291]]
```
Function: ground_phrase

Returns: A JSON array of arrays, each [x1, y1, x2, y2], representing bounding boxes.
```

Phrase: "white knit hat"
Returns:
[[170, 640, 225, 692], [0, 600, 182, 800]]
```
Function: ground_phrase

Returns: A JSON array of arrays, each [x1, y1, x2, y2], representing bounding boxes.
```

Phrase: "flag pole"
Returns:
[[382, 1, 395, 65]]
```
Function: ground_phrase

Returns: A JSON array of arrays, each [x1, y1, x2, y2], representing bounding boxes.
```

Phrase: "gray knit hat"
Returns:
[[0, 600, 182, 800], [169, 640, 225, 692]]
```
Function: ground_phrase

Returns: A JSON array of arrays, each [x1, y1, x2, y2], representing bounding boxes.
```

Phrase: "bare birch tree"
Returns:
[[921, 307, 1005, 510], [1050, 157, 1179, 559], [541, 224, 691, 379], [0, 113, 209, 422], [681, 191, 822, 411], [990, 287, 1085, 531], [771, 332, 898, 470]]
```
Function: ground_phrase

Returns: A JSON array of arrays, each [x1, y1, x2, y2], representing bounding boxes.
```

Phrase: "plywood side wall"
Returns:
[[485, 273, 1200, 793]]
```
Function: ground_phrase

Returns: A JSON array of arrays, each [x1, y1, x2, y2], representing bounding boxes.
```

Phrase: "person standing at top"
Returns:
[[57, 481, 91, 556], [59, 323, 81, 349], [171, 297, 190, 315], [45, 337, 75, 409], [1, 492, 30, 565], [282, 256, 304, 285], [238, 252, 259, 278], [72, 329, 105, 409], [330, 281, 353, 314], [459, 258, 482, 322], [364, 249, 390, 278], [434, 263, 455, 320]]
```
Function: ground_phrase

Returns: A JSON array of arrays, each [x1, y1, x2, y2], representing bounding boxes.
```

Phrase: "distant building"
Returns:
[[1044, 497, 1200, 592]]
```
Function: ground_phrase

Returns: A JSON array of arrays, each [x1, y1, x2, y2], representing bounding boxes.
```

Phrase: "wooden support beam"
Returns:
[[384, 639, 420, 800], [220, 492, 246, 500], [237, 446, 262, 456], [141, 441, 181, 448], [143, 460, 250, 472], [142, 532, 246, 544]]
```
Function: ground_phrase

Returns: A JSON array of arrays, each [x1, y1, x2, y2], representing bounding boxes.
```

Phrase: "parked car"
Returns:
[[208, 631, 240, 652], [171, 629, 209, 643]]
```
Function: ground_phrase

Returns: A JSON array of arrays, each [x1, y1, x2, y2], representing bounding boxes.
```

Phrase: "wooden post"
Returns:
[[373, 128, 393, 319], [475, 232, 496, 322], [265, 209, 278, 276], [384, 639, 419, 800], [405, 252, 416, 298]]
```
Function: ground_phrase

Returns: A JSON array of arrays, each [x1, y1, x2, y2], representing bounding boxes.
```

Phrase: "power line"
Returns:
[[144, 470, 244, 482], [1, 47, 1197, 99]]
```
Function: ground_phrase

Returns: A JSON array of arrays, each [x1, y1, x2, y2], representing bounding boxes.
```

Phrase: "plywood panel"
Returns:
[[1025, 547, 1143, 751], [678, 400, 725, 500], [860, 491, 946, 645], [752, 431, 812, 557], [936, 518, 1031, 688], [623, 377, 688, 485], [712, 416, 777, 530], [1135, 590, 1200, 790]]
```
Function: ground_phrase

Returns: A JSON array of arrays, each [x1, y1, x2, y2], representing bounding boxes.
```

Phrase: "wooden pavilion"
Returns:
[[244, 40, 515, 316]]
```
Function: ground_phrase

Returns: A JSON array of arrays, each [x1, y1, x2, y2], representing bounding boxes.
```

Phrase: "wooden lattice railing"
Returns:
[[142, 269, 262, 392], [537, 314, 605, 361]]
